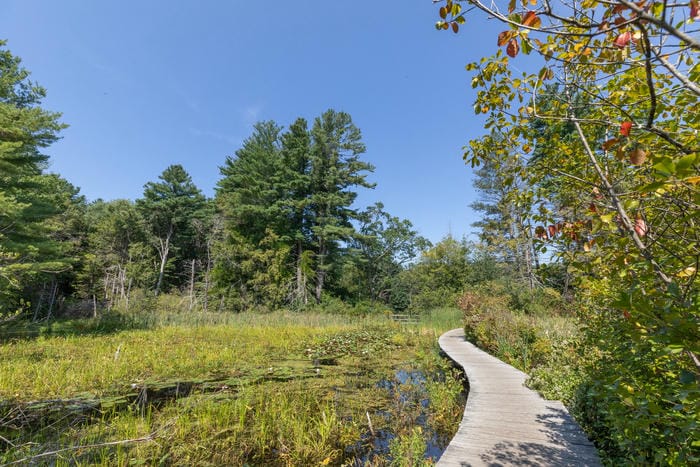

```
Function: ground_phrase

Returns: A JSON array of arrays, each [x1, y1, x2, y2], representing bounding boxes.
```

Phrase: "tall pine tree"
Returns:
[[0, 41, 70, 316], [137, 164, 207, 295], [308, 110, 374, 302], [214, 110, 375, 308]]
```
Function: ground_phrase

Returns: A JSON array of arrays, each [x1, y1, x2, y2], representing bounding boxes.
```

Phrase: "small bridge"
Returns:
[[437, 328, 601, 466]]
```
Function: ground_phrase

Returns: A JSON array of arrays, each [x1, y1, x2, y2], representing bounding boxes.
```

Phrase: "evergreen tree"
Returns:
[[470, 131, 539, 288], [214, 121, 291, 309], [308, 110, 374, 302], [0, 41, 70, 316], [216, 121, 285, 243], [137, 164, 207, 295], [214, 110, 375, 308], [279, 118, 314, 305]]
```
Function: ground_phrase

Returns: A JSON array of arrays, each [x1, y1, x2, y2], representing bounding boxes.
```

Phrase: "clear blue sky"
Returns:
[[1, 1, 505, 243]]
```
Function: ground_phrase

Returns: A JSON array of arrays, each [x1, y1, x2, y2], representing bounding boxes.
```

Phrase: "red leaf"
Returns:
[[692, 0, 700, 20], [506, 38, 519, 58], [522, 11, 542, 29], [620, 121, 633, 136], [497, 30, 511, 47], [508, 0, 517, 13], [547, 225, 556, 238], [614, 31, 632, 48], [452, 22, 459, 33], [623, 309, 631, 320], [612, 4, 628, 15]]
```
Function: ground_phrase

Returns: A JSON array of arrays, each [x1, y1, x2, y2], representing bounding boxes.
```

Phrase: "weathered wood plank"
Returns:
[[437, 328, 601, 466]]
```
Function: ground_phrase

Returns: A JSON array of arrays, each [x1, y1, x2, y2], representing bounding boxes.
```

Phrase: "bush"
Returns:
[[389, 427, 428, 467], [457, 281, 580, 384]]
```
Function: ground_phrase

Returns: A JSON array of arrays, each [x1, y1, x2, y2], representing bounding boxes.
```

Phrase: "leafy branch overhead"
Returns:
[[436, 0, 699, 463]]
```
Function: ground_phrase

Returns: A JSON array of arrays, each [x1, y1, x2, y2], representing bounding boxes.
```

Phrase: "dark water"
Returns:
[[344, 368, 466, 465]]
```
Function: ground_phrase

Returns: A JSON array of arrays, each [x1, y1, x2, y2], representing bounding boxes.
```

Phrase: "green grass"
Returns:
[[0, 309, 465, 465], [417, 307, 463, 332]]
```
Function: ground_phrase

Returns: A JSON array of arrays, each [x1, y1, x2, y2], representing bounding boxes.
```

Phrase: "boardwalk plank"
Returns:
[[437, 328, 601, 466]]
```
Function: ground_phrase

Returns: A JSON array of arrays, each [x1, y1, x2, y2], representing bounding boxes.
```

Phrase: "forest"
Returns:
[[2, 0, 700, 464]]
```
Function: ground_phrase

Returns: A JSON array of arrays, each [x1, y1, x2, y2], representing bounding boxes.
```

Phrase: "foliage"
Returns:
[[458, 283, 590, 411], [396, 236, 500, 311], [0, 41, 72, 316], [389, 427, 429, 467], [214, 111, 426, 310], [137, 164, 207, 294], [436, 0, 700, 462], [471, 134, 540, 288], [77, 199, 151, 312], [345, 202, 431, 304]]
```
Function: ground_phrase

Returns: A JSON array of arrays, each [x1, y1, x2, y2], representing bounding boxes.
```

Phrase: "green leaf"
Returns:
[[600, 214, 614, 224], [639, 181, 667, 193], [679, 370, 696, 385], [675, 153, 697, 173], [653, 158, 675, 177]]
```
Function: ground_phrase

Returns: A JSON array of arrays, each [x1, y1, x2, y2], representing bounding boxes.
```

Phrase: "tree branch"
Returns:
[[638, 24, 657, 129], [617, 0, 700, 50], [571, 119, 673, 285], [652, 47, 700, 97]]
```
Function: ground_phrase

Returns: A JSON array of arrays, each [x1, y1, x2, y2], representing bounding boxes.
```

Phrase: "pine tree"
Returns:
[[214, 111, 375, 308], [470, 132, 538, 288], [308, 110, 374, 302], [137, 164, 207, 295], [0, 41, 70, 316], [279, 118, 313, 305]]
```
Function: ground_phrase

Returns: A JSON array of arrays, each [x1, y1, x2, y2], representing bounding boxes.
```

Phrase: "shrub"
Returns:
[[389, 427, 428, 467]]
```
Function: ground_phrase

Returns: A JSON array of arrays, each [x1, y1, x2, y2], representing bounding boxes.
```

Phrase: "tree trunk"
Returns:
[[154, 227, 173, 296], [314, 239, 326, 304], [203, 248, 211, 313], [189, 259, 196, 311], [295, 240, 307, 306], [126, 278, 132, 312], [45, 278, 58, 322], [32, 282, 46, 322]]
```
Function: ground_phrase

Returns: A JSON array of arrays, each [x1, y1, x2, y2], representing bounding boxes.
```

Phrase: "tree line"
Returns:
[[3, 41, 488, 320]]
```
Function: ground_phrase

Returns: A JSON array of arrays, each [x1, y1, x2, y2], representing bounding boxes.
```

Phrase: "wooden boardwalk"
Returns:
[[437, 328, 601, 466]]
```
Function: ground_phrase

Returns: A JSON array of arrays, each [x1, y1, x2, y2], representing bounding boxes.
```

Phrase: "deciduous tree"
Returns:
[[436, 0, 699, 461]]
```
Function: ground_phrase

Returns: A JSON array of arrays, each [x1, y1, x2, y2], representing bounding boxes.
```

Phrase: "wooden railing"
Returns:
[[391, 313, 419, 325]]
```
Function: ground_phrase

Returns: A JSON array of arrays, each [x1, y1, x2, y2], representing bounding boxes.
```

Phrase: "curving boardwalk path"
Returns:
[[437, 328, 601, 467]]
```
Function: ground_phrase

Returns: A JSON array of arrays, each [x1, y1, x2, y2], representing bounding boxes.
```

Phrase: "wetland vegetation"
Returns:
[[0, 307, 465, 465]]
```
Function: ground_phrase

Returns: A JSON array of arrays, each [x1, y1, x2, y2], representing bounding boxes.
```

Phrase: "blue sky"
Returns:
[[1, 1, 506, 243]]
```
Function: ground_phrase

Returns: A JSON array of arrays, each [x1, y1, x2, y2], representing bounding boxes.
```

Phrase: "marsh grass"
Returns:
[[417, 307, 463, 332], [0, 309, 465, 465]]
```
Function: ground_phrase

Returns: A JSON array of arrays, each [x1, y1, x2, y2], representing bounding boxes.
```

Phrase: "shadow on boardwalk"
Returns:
[[437, 328, 600, 467]]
